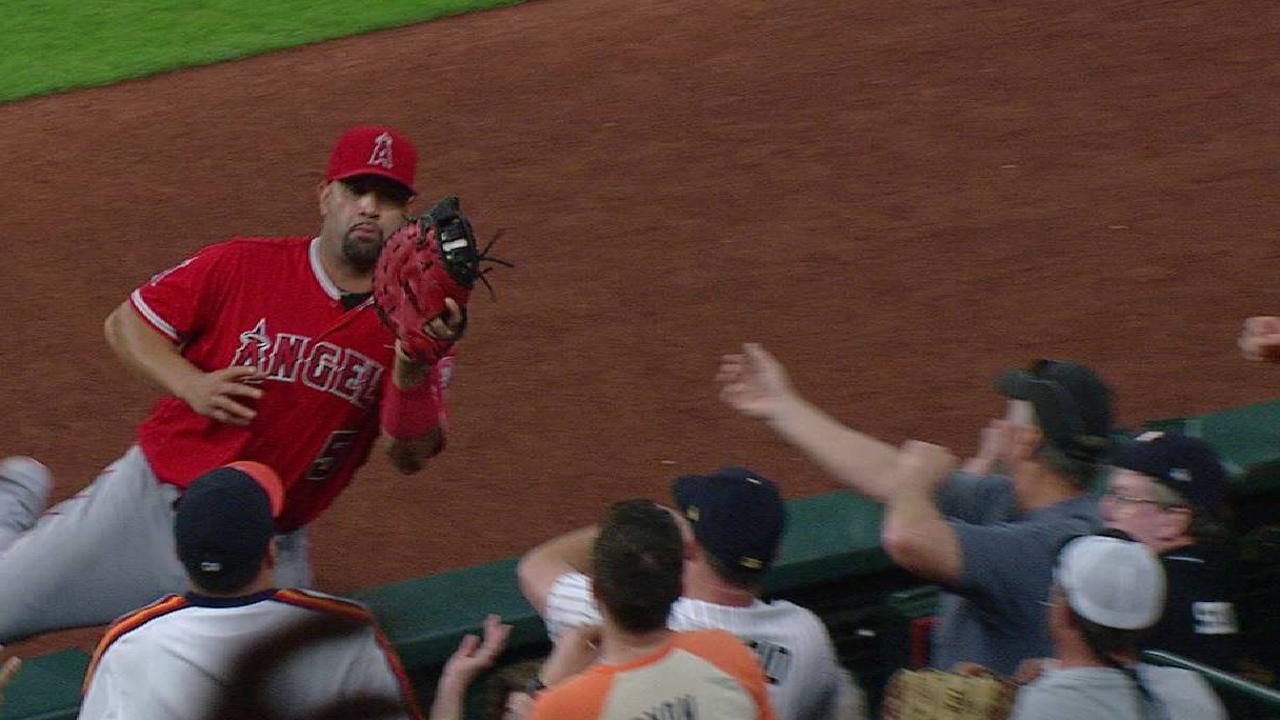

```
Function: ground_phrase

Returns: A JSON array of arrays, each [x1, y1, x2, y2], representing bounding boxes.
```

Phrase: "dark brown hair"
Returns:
[[592, 499, 683, 634]]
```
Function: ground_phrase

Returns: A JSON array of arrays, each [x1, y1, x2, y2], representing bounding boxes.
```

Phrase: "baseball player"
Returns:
[[78, 462, 422, 720], [0, 125, 467, 642], [717, 346, 1111, 676], [518, 467, 865, 720]]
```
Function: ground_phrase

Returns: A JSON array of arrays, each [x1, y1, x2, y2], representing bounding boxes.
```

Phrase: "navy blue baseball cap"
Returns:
[[175, 463, 284, 592], [996, 359, 1114, 459], [1110, 431, 1228, 509], [672, 467, 786, 574]]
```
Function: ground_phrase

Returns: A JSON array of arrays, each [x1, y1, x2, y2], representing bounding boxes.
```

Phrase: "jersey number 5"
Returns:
[[305, 431, 357, 482]]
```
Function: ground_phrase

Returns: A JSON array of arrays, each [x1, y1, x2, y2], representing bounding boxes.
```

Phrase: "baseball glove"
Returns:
[[880, 668, 1015, 720], [372, 196, 509, 364]]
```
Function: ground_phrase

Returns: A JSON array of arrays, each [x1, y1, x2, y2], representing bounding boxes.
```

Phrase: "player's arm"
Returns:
[[880, 440, 963, 585], [717, 344, 900, 502], [104, 301, 263, 426], [381, 299, 466, 474], [382, 347, 448, 474], [517, 525, 598, 616]]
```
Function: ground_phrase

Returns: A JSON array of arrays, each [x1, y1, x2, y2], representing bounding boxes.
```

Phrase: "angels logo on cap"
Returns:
[[368, 132, 395, 169], [325, 125, 418, 196]]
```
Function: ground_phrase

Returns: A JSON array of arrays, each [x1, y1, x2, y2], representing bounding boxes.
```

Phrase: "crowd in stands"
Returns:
[[4, 323, 1280, 718]]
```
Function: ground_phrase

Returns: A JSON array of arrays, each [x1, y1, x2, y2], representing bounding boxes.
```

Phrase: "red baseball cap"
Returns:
[[324, 124, 418, 196]]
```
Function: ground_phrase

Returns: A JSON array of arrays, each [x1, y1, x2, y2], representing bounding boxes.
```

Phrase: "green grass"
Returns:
[[1, 0, 524, 104]]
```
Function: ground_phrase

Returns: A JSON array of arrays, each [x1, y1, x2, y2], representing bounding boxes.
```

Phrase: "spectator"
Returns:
[[717, 347, 1110, 675], [1011, 532, 1226, 720], [1104, 431, 1243, 670], [518, 467, 864, 720], [1238, 316, 1280, 362], [431, 615, 512, 720], [482, 659, 543, 720], [78, 463, 421, 720], [524, 499, 775, 720]]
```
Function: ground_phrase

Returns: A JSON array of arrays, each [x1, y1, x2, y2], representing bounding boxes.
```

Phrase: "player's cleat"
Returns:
[[0, 456, 52, 541]]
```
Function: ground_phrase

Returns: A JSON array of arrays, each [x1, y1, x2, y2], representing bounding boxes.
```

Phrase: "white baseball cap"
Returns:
[[1055, 535, 1166, 630]]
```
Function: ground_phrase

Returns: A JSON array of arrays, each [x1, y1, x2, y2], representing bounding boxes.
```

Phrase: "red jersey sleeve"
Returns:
[[129, 242, 235, 342]]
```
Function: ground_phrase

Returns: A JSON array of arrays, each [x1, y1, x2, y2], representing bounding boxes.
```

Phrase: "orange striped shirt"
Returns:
[[529, 629, 778, 720]]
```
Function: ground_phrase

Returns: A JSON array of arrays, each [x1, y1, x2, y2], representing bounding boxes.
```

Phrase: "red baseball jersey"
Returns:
[[130, 236, 408, 531]]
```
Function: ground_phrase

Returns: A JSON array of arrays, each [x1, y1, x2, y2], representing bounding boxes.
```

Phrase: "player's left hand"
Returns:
[[423, 297, 466, 342], [373, 196, 510, 366]]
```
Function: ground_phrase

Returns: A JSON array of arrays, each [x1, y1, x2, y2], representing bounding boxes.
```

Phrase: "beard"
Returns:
[[341, 227, 385, 269]]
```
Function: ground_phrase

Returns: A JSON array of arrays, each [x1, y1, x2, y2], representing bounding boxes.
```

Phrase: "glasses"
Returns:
[[1100, 490, 1186, 513], [1102, 490, 1161, 507]]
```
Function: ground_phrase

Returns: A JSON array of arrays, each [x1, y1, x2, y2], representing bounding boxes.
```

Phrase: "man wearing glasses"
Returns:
[[1103, 432, 1243, 671]]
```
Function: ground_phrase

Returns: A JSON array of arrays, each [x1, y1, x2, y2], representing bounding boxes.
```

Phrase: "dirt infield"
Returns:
[[3, 0, 1278, 657]]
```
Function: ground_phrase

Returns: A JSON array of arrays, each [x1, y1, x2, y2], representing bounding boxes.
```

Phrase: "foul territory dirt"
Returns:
[[2, 0, 1277, 656]]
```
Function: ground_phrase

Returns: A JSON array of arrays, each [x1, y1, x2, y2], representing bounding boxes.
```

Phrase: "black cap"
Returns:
[[1110, 431, 1228, 509], [174, 465, 281, 592], [996, 359, 1113, 459], [672, 467, 786, 574]]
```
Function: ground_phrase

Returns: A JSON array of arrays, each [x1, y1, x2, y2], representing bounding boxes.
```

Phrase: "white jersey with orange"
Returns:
[[545, 572, 862, 720], [79, 588, 422, 720]]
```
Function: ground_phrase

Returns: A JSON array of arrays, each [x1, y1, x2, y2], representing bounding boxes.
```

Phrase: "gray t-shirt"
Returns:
[[1011, 664, 1227, 720], [931, 471, 1100, 675]]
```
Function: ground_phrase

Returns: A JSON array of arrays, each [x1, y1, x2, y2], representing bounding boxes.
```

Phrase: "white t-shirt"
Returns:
[[1011, 664, 1227, 720], [79, 589, 419, 720], [546, 572, 863, 720]]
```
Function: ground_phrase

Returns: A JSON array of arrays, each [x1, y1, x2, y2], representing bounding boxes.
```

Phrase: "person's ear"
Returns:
[[318, 181, 333, 216]]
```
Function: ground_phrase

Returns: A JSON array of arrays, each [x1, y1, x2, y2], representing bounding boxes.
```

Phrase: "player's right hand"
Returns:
[[716, 343, 796, 419], [178, 366, 266, 426]]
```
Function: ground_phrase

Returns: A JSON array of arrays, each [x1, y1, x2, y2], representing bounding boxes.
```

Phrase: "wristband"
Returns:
[[380, 374, 441, 439]]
